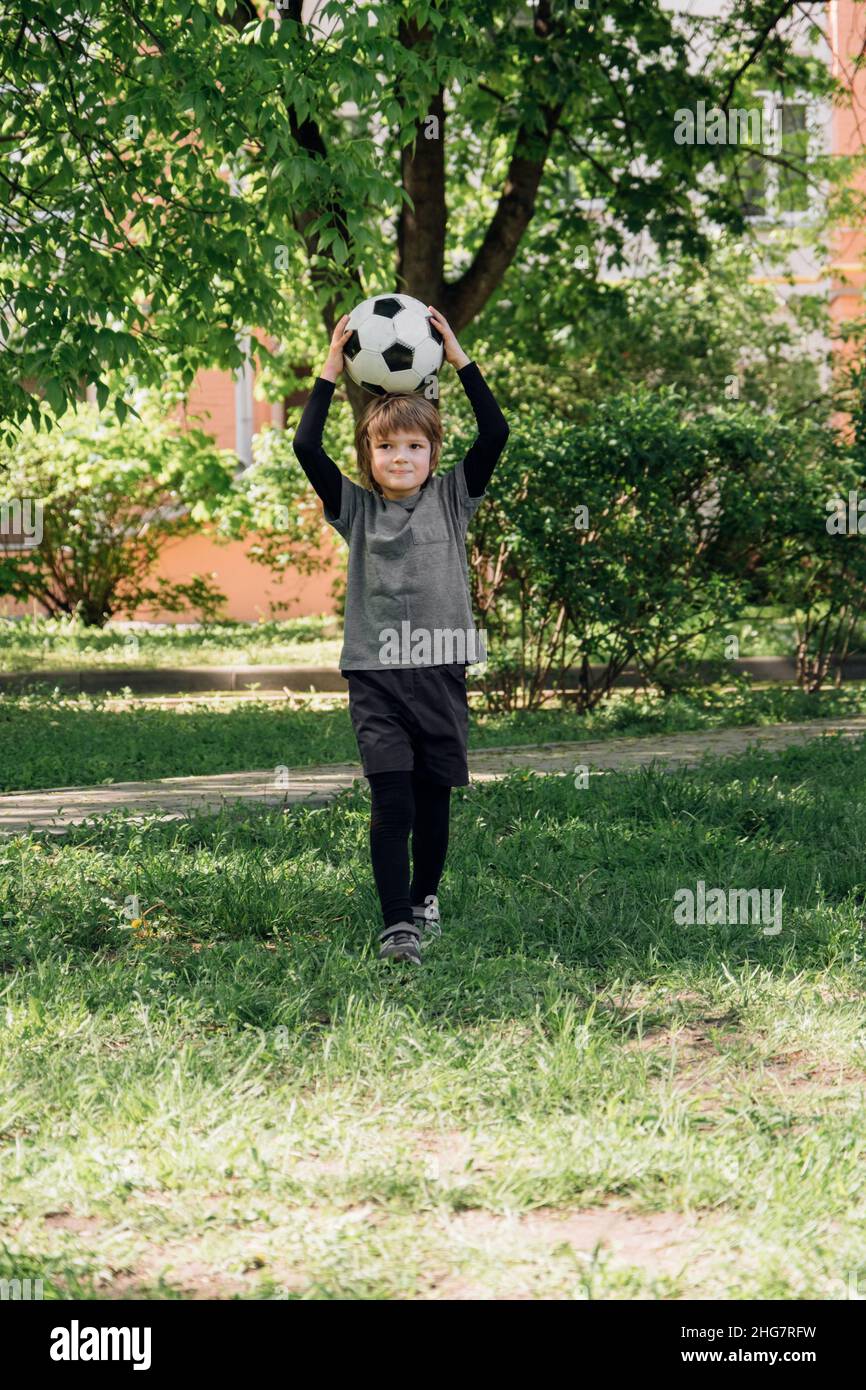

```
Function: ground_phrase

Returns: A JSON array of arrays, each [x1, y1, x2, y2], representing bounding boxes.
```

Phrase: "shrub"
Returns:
[[458, 389, 816, 711], [0, 401, 245, 626]]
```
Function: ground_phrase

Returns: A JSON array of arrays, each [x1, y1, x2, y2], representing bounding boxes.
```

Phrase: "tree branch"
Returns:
[[443, 98, 565, 332], [719, 0, 802, 108], [441, 0, 566, 331], [395, 17, 446, 304]]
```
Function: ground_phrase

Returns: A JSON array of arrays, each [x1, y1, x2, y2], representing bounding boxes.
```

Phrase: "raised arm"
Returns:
[[454, 361, 509, 497], [427, 305, 509, 499], [291, 315, 353, 519]]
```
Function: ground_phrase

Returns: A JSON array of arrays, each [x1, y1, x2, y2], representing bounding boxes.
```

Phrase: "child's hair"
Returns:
[[354, 393, 442, 496]]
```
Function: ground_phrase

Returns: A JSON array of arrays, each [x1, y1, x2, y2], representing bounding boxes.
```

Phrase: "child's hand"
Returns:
[[322, 314, 352, 382], [427, 305, 470, 369]]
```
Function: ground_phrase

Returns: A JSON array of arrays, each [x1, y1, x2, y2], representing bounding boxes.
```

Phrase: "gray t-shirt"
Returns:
[[325, 460, 486, 670]]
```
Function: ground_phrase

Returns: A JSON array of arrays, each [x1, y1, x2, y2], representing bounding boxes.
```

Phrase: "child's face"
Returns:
[[370, 428, 432, 500]]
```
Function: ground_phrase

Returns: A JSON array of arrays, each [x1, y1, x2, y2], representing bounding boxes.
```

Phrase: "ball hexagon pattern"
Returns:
[[343, 293, 445, 395]]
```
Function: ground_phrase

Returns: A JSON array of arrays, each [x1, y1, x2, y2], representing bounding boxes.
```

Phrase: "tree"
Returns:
[[469, 243, 834, 424], [0, 0, 847, 436]]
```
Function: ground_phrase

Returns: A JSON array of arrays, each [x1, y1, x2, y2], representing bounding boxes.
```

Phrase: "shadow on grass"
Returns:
[[3, 731, 865, 1038]]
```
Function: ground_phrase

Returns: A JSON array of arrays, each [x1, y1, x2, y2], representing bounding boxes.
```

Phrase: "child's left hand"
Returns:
[[427, 305, 470, 369]]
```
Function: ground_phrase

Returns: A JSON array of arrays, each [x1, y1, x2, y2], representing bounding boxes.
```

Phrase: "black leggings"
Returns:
[[367, 770, 452, 928]]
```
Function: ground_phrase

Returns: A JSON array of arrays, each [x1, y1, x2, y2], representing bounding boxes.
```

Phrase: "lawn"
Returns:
[[0, 608, 822, 673], [2, 680, 866, 793], [2, 732, 866, 1298], [0, 616, 345, 672]]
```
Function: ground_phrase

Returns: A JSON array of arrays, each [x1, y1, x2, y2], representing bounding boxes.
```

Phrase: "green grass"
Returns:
[[2, 679, 866, 792], [0, 607, 826, 674], [0, 615, 345, 671], [2, 733, 866, 1298]]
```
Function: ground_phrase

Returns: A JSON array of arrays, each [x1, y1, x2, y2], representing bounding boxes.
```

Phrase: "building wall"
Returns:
[[130, 356, 344, 625], [829, 0, 866, 339], [147, 526, 340, 624]]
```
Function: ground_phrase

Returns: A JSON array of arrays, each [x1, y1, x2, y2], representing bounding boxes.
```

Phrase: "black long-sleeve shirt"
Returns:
[[292, 360, 509, 516]]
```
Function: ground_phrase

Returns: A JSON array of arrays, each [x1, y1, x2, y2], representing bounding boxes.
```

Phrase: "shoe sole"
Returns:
[[379, 947, 421, 964]]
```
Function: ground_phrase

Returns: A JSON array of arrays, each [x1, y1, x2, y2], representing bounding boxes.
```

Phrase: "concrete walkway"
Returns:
[[4, 655, 866, 696], [2, 716, 866, 838]]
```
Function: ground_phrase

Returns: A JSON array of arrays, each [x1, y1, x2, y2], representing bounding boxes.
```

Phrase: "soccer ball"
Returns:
[[343, 293, 444, 396]]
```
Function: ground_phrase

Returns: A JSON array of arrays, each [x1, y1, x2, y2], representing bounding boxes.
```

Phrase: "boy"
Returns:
[[292, 304, 509, 963]]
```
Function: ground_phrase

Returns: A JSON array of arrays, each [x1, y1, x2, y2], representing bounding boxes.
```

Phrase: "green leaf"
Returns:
[[44, 379, 66, 416]]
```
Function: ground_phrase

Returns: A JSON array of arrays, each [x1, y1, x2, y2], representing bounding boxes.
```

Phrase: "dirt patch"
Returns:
[[632, 1031, 866, 1122], [622, 1021, 751, 1117], [34, 1194, 721, 1300], [627, 1007, 741, 1049], [629, 1022, 714, 1054], [599, 988, 706, 1015], [430, 1205, 717, 1294], [103, 1207, 386, 1299], [450, 1205, 704, 1264], [106, 1233, 288, 1300], [108, 1260, 254, 1300], [42, 1211, 104, 1234], [117, 1204, 717, 1299], [760, 1053, 866, 1090], [411, 1129, 502, 1176], [285, 1132, 506, 1183], [631, 1022, 735, 1070], [283, 1152, 353, 1181]]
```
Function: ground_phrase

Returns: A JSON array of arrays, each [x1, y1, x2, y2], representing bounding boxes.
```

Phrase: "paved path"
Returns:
[[2, 716, 865, 837], [5, 655, 865, 696]]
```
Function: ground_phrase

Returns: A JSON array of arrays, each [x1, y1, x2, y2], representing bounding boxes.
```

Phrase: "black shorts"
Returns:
[[342, 663, 470, 787]]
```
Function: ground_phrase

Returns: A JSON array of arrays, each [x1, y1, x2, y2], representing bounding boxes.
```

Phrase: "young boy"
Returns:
[[292, 304, 509, 964]]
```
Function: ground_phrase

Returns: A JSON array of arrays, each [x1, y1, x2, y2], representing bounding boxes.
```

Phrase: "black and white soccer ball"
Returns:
[[343, 293, 444, 396]]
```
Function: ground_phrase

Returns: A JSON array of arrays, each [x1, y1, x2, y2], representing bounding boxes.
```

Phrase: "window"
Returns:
[[777, 101, 810, 215], [235, 335, 254, 468], [742, 94, 820, 224]]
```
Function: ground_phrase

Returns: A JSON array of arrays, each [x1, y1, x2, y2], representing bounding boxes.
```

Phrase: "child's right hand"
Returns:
[[323, 314, 352, 381]]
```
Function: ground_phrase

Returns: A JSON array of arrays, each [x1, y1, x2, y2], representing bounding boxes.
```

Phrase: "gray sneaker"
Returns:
[[378, 922, 422, 964], [412, 894, 442, 948]]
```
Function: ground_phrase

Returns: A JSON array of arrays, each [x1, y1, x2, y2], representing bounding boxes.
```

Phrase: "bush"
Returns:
[[457, 389, 822, 711], [753, 416, 866, 693], [0, 389, 347, 628], [0, 401, 241, 626]]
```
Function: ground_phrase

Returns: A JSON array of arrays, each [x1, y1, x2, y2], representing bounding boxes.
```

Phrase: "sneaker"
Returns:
[[412, 894, 442, 948], [378, 922, 422, 964]]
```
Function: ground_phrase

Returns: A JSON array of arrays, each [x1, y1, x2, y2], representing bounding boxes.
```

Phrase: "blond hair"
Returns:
[[355, 393, 442, 496]]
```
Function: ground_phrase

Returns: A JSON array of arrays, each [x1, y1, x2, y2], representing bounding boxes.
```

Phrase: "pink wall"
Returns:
[[125, 347, 344, 624], [174, 362, 276, 448], [829, 1, 866, 339], [145, 525, 341, 624], [126, 334, 343, 624]]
